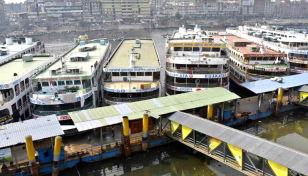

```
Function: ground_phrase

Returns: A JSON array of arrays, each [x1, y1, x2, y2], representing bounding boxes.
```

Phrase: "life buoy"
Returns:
[[195, 79, 200, 84]]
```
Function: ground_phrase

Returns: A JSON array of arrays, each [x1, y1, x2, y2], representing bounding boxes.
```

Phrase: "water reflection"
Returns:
[[60, 142, 219, 176], [243, 107, 308, 154]]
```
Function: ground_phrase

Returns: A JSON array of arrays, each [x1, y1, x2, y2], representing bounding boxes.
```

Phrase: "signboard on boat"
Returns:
[[167, 84, 229, 92], [104, 68, 160, 72], [166, 71, 228, 79], [291, 69, 308, 74], [169, 42, 226, 48], [104, 86, 159, 93], [33, 114, 72, 121], [289, 59, 308, 64], [291, 50, 308, 55]]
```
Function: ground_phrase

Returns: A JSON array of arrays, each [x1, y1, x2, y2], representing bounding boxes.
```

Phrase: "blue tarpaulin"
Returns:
[[241, 73, 308, 94]]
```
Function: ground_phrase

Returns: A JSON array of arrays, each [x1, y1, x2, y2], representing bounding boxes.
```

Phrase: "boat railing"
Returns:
[[290, 66, 308, 71], [23, 101, 27, 107], [166, 53, 228, 59], [31, 87, 92, 98], [33, 102, 93, 116], [166, 67, 229, 75], [105, 94, 159, 103], [230, 64, 285, 79], [166, 81, 228, 88], [104, 81, 160, 90], [1, 94, 14, 102]]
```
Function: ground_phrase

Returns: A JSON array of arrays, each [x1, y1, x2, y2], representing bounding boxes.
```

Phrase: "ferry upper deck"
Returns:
[[30, 40, 111, 118], [0, 38, 44, 65], [103, 39, 160, 105], [0, 54, 55, 124], [224, 35, 288, 83]]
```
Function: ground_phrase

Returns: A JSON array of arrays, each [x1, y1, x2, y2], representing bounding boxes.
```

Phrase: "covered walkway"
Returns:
[[164, 111, 308, 176]]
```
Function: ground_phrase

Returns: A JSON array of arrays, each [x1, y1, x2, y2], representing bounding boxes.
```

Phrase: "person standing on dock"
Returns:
[[88, 130, 92, 141]]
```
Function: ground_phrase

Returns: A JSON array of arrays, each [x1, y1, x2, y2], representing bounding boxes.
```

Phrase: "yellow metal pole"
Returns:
[[52, 136, 62, 176], [122, 116, 131, 157], [25, 135, 38, 176], [207, 105, 213, 120], [275, 87, 284, 116], [142, 113, 149, 151]]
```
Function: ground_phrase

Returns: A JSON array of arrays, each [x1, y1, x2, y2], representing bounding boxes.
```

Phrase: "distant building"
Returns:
[[0, 0, 6, 26], [101, 0, 151, 20], [44, 2, 83, 25], [8, 12, 28, 26], [253, 0, 264, 16], [264, 0, 275, 17], [5, 3, 27, 14], [241, 0, 254, 16], [82, 0, 103, 23]]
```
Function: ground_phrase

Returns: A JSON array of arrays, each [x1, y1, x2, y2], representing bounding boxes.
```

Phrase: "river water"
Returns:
[[25, 27, 308, 175]]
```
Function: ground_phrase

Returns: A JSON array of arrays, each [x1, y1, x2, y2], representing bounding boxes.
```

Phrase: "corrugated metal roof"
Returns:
[[0, 115, 64, 148], [168, 112, 308, 175], [241, 73, 308, 94], [295, 85, 308, 93], [70, 88, 240, 131]]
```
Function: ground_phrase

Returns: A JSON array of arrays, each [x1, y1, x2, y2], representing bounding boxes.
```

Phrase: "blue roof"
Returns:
[[241, 73, 308, 94]]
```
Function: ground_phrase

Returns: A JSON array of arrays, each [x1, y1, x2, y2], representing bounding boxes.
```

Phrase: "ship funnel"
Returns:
[[179, 25, 186, 34], [26, 38, 33, 45], [194, 25, 201, 33], [6, 38, 13, 45]]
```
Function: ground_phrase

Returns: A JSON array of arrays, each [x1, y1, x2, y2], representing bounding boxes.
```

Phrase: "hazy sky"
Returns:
[[4, 0, 25, 3]]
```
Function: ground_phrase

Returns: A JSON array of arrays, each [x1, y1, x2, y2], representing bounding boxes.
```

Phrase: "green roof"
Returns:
[[69, 87, 240, 131]]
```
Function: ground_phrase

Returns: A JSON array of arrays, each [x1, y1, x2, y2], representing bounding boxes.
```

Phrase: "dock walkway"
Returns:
[[165, 111, 308, 176]]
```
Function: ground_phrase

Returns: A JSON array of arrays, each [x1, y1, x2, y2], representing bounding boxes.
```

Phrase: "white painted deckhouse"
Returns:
[[30, 40, 111, 120], [0, 37, 53, 124], [227, 25, 308, 74], [103, 39, 161, 105], [165, 25, 229, 95]]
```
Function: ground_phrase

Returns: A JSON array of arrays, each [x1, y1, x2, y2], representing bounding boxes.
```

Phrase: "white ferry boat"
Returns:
[[165, 26, 229, 95], [30, 40, 111, 120], [224, 35, 288, 84], [227, 25, 308, 74], [0, 38, 53, 124], [103, 39, 161, 105]]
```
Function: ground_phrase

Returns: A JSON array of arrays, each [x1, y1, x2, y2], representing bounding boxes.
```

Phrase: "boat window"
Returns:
[[130, 72, 136, 76], [212, 48, 220, 52], [66, 80, 73, 85], [74, 80, 81, 85], [42, 82, 49, 87], [184, 47, 192, 51], [193, 47, 199, 52], [137, 72, 144, 76], [121, 72, 128, 76], [269, 57, 275, 61], [174, 47, 183, 51], [112, 72, 120, 76], [145, 72, 152, 76], [202, 48, 211, 52], [58, 81, 65, 86]]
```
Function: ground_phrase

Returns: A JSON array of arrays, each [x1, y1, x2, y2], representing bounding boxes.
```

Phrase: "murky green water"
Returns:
[[59, 142, 246, 176], [241, 107, 308, 154]]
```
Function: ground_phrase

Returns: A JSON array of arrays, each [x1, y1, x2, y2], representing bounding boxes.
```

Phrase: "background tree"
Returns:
[[175, 12, 182, 20]]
